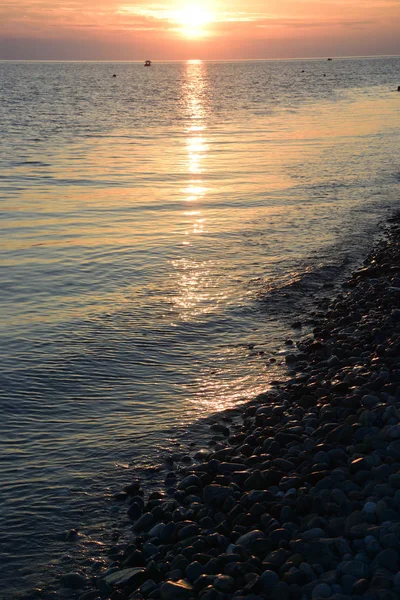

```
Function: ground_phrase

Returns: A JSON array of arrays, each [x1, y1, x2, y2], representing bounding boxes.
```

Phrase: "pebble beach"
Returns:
[[59, 211, 400, 600]]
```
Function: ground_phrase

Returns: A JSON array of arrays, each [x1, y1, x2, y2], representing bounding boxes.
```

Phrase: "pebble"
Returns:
[[60, 572, 87, 589], [104, 567, 146, 587], [160, 579, 194, 599], [312, 583, 332, 598]]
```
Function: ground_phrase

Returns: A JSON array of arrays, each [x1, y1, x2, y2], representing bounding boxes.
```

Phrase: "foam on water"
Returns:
[[1, 57, 400, 596]]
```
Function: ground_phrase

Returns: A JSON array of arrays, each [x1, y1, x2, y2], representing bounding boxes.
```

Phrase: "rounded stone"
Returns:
[[213, 575, 235, 593], [361, 395, 380, 408], [363, 501, 377, 514], [60, 573, 87, 590], [374, 549, 400, 571], [160, 579, 194, 600], [260, 570, 279, 590], [186, 561, 204, 583], [352, 578, 369, 595], [311, 583, 331, 598]]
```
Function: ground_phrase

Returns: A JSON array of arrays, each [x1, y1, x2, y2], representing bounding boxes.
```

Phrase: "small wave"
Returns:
[[256, 259, 350, 311]]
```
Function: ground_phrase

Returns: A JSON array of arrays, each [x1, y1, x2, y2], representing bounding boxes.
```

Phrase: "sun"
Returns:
[[175, 4, 214, 38]]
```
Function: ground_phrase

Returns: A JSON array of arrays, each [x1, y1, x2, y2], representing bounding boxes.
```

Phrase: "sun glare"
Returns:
[[175, 4, 214, 38]]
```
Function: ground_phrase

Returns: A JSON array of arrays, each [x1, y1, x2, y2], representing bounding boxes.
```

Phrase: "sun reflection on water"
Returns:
[[178, 60, 209, 262]]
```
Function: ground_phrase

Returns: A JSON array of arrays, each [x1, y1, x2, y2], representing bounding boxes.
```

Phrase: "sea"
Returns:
[[1, 57, 400, 598]]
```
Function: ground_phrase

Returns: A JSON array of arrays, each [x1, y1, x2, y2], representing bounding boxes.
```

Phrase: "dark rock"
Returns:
[[160, 579, 194, 599], [388, 440, 400, 460], [338, 560, 368, 579], [244, 471, 265, 490], [178, 475, 200, 490], [270, 581, 291, 600], [105, 567, 147, 587], [178, 523, 199, 540], [60, 573, 87, 590], [235, 530, 265, 550], [352, 579, 369, 595], [124, 481, 141, 496], [186, 561, 204, 583], [311, 583, 331, 598], [140, 580, 158, 596], [213, 575, 235, 592], [373, 549, 400, 571], [133, 512, 154, 532], [260, 569, 279, 590], [361, 395, 380, 408], [203, 485, 232, 505], [78, 592, 100, 600]]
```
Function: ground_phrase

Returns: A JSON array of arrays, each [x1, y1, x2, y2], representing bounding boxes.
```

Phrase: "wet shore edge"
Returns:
[[69, 210, 400, 600]]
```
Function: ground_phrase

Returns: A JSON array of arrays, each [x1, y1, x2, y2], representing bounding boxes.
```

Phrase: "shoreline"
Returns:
[[64, 211, 400, 600]]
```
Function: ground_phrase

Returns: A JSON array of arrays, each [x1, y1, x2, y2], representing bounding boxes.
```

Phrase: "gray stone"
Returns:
[[389, 473, 400, 489], [300, 528, 325, 541], [236, 530, 265, 549], [78, 592, 100, 600], [334, 538, 352, 556], [268, 528, 291, 543], [374, 549, 400, 571], [213, 575, 235, 592], [260, 570, 279, 590], [178, 523, 199, 540], [338, 560, 368, 579], [351, 579, 369, 595], [78, 590, 100, 600], [363, 502, 377, 514], [148, 522, 165, 538], [361, 395, 380, 408], [143, 542, 158, 557], [341, 575, 358, 595], [133, 512, 154, 532], [386, 425, 400, 440], [104, 567, 146, 587], [203, 485, 233, 505], [186, 561, 204, 583], [270, 581, 290, 600], [178, 475, 200, 490], [199, 589, 224, 600], [279, 475, 302, 491], [312, 583, 331, 598], [378, 592, 398, 600], [60, 573, 87, 590], [218, 462, 249, 474], [349, 457, 370, 472], [140, 580, 158, 595], [388, 440, 400, 460], [345, 511, 364, 533], [160, 579, 194, 600]]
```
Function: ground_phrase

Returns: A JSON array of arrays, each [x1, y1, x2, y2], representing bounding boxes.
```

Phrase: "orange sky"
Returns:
[[0, 0, 399, 60]]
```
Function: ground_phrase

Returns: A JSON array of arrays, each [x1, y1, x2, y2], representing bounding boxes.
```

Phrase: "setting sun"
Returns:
[[175, 4, 214, 38]]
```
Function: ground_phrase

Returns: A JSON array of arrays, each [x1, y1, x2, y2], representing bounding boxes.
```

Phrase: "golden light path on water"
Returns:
[[173, 60, 242, 413], [174, 62, 212, 318]]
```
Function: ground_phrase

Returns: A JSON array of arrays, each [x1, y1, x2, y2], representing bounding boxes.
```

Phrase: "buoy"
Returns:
[[113, 74, 116, 77]]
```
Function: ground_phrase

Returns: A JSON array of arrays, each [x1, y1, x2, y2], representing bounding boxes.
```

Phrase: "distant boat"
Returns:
[[144, 60, 152, 67], [327, 58, 333, 61]]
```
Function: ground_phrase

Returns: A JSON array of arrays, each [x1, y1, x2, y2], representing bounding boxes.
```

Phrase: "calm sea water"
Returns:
[[1, 57, 400, 597]]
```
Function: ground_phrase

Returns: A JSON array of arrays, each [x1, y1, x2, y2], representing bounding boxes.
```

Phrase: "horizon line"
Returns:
[[1, 53, 400, 64]]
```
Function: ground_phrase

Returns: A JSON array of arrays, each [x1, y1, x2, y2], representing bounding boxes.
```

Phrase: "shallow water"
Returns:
[[1, 57, 400, 596]]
